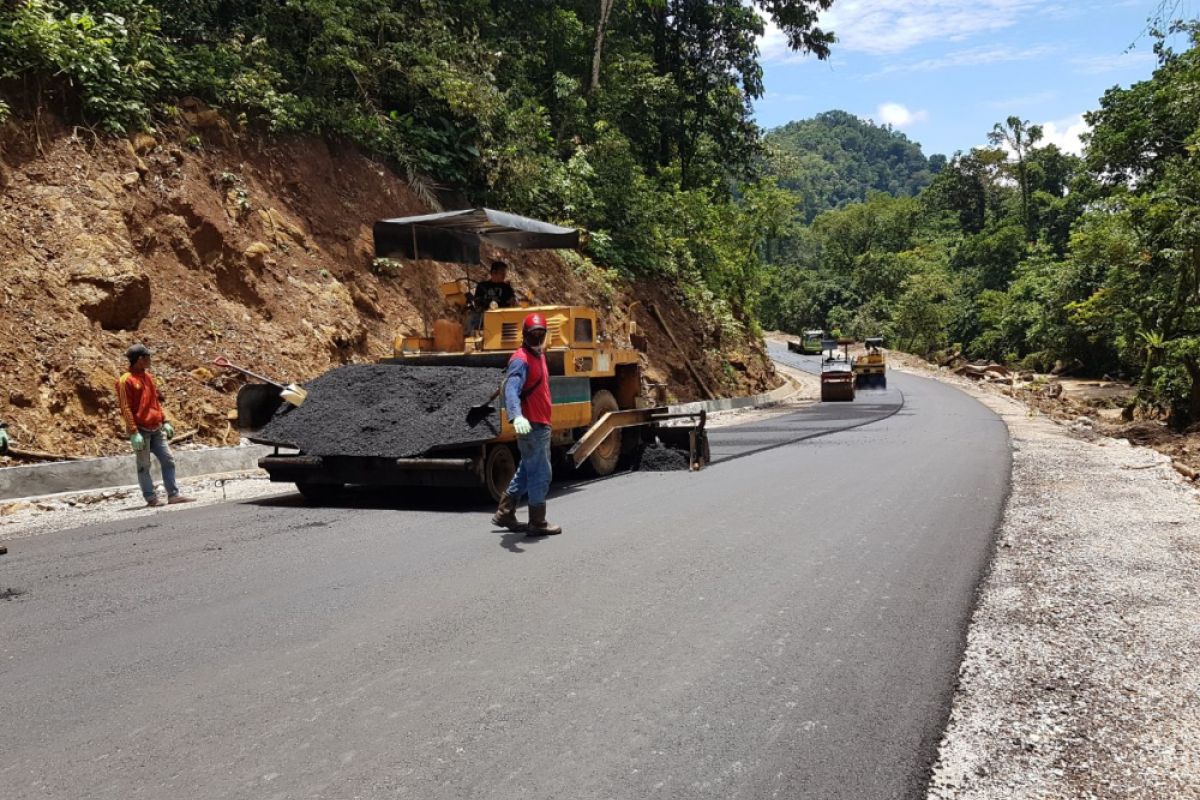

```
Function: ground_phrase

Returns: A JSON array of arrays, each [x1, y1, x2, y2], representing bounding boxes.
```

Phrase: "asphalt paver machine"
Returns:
[[236, 209, 709, 503]]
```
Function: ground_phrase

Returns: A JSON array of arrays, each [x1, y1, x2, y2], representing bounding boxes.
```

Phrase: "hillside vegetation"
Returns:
[[761, 24, 1200, 427], [765, 110, 938, 223]]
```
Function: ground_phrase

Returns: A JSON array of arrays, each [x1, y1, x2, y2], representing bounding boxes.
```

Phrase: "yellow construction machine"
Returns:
[[236, 209, 709, 503], [852, 337, 887, 389]]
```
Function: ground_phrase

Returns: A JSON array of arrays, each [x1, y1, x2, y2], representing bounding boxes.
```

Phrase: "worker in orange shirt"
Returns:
[[116, 344, 193, 507]]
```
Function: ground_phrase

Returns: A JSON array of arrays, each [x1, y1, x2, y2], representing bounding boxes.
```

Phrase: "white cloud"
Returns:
[[980, 113, 1090, 156], [759, 1, 1067, 62], [875, 43, 1055, 74], [1070, 51, 1156, 75], [822, 0, 1049, 56], [876, 102, 929, 128], [983, 90, 1058, 110], [1038, 113, 1090, 155]]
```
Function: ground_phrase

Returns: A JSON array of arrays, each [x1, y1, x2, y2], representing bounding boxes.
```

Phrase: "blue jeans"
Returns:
[[135, 427, 178, 500], [505, 423, 552, 506]]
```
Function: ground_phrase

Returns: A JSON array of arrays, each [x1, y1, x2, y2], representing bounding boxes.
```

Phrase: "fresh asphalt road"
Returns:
[[0, 350, 1010, 800]]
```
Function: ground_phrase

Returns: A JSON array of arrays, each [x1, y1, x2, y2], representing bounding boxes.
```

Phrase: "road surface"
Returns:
[[0, 347, 1009, 799]]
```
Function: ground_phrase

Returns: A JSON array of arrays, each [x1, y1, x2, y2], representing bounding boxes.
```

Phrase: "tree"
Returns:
[[589, 0, 618, 93], [767, 110, 935, 221], [1073, 22, 1200, 422], [987, 116, 1043, 242]]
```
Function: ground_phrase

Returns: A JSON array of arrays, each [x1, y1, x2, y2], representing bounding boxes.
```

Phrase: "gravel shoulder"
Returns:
[[894, 358, 1200, 799]]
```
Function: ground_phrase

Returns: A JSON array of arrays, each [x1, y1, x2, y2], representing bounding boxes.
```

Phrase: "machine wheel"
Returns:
[[878, 374, 888, 389], [483, 443, 517, 503], [295, 481, 343, 505], [586, 389, 622, 476]]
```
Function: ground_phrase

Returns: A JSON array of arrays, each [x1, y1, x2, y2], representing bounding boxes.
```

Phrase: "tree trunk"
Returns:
[[1185, 355, 1200, 425], [589, 0, 616, 94]]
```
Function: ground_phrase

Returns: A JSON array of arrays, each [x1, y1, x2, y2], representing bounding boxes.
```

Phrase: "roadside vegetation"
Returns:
[[760, 22, 1200, 427], [0, 0, 830, 335]]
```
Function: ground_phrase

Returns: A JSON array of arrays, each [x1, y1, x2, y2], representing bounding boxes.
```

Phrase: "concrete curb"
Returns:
[[667, 379, 796, 416], [0, 445, 273, 502], [1, 381, 796, 502]]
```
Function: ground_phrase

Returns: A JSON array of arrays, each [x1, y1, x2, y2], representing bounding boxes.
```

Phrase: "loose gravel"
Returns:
[[899, 363, 1200, 799], [256, 364, 503, 457], [635, 443, 691, 471]]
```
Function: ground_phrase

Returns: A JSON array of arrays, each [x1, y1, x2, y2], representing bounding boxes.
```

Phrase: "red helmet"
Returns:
[[523, 313, 547, 334]]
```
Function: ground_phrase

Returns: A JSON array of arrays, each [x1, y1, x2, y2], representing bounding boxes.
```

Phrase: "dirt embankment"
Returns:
[[0, 109, 777, 460], [888, 351, 1200, 486]]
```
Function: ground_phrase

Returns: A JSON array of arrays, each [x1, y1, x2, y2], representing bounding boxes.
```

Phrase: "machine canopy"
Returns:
[[373, 208, 580, 264]]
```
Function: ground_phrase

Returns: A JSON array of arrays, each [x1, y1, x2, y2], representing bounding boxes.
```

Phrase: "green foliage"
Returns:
[[1073, 22, 1200, 423], [893, 270, 957, 357], [760, 23, 1200, 425], [0, 0, 171, 133], [370, 257, 405, 276], [766, 110, 937, 222]]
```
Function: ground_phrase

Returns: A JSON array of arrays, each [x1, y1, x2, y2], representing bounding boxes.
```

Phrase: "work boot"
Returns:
[[526, 504, 562, 536], [491, 493, 526, 531], [168, 495, 195, 505]]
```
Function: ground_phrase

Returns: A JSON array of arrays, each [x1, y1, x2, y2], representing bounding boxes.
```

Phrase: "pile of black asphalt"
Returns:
[[634, 443, 691, 472], [256, 364, 504, 457]]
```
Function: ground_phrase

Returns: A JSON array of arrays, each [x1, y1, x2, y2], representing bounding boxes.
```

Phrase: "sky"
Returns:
[[754, 0, 1197, 158]]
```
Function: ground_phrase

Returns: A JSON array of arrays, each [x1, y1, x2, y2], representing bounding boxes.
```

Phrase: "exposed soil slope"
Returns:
[[0, 110, 777, 459]]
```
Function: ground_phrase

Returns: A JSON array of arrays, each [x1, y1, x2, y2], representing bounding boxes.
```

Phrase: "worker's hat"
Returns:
[[523, 313, 547, 333], [126, 343, 153, 360]]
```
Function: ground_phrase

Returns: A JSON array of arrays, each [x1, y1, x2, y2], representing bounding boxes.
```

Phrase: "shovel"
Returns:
[[466, 387, 501, 428], [212, 356, 309, 407]]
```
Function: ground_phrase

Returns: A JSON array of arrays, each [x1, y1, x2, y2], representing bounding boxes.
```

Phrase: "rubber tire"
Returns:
[[586, 389, 622, 477], [296, 481, 343, 505], [484, 443, 517, 503], [878, 374, 887, 390]]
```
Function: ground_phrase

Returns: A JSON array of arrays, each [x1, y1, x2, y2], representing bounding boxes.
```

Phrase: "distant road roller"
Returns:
[[853, 337, 887, 389], [820, 338, 856, 402]]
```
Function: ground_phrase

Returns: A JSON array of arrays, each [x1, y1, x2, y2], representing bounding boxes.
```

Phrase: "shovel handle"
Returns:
[[212, 356, 283, 388]]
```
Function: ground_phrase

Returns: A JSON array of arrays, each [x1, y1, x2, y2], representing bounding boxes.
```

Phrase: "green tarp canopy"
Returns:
[[373, 208, 580, 265]]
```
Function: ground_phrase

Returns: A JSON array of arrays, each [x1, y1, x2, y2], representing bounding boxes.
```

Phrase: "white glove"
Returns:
[[513, 415, 532, 436]]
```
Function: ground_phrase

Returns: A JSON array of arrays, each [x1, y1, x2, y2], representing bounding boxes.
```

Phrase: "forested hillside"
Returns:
[[765, 110, 939, 222], [0, 0, 836, 457], [0, 0, 833, 318], [761, 24, 1200, 427]]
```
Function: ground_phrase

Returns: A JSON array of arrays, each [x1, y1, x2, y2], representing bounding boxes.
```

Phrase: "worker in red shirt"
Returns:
[[116, 343, 193, 507], [491, 313, 562, 535]]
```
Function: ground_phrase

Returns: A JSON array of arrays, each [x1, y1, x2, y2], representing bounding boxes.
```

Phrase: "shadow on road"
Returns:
[[243, 474, 613, 514]]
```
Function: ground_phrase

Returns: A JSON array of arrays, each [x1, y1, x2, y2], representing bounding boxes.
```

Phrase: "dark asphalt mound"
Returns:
[[256, 364, 503, 457], [634, 443, 691, 472]]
